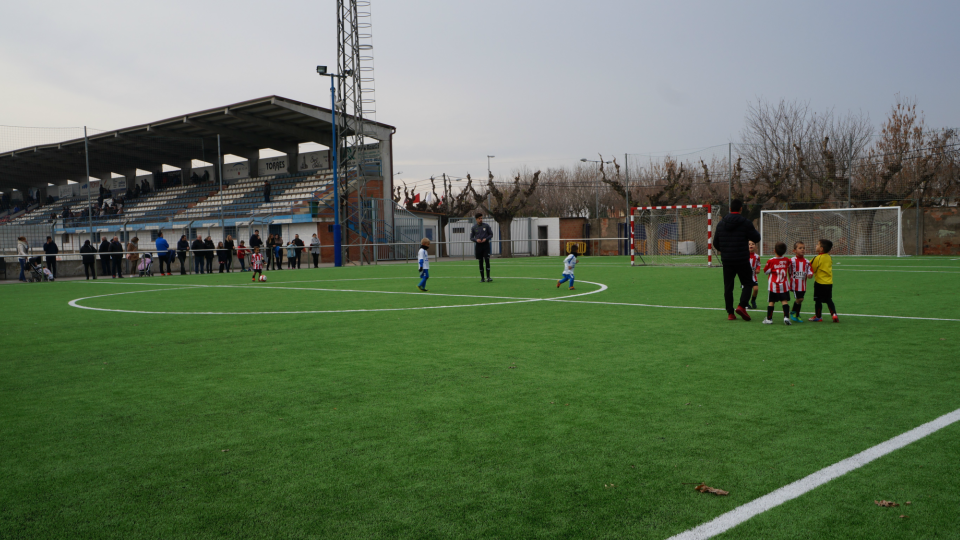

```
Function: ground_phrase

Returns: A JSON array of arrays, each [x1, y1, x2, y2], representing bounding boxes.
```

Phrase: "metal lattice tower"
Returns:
[[336, 0, 377, 264]]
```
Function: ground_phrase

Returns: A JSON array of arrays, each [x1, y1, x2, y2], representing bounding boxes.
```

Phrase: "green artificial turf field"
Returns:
[[1, 256, 958, 539]]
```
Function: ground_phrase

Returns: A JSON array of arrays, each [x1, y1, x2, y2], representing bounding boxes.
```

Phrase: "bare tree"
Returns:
[[469, 170, 541, 257]]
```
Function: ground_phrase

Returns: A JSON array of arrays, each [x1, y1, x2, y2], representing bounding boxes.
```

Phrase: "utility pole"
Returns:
[[728, 142, 732, 211]]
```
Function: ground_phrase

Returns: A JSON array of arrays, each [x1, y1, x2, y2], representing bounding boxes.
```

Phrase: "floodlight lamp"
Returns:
[[317, 66, 327, 75]]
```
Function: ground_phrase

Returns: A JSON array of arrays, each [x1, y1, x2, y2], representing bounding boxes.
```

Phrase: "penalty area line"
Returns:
[[666, 407, 960, 540]]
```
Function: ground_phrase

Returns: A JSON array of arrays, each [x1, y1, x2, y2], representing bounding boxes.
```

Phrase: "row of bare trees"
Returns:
[[392, 96, 959, 256]]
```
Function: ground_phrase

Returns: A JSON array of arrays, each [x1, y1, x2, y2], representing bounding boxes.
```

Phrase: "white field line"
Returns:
[[835, 269, 960, 274], [667, 407, 960, 540]]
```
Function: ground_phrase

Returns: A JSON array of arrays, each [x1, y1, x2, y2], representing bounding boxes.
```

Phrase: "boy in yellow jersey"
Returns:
[[809, 239, 839, 322]]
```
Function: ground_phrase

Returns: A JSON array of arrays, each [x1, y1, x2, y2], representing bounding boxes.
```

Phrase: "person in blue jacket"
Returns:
[[155, 232, 171, 275]]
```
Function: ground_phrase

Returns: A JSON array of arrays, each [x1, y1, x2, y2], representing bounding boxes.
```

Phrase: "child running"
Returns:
[[747, 240, 760, 309], [250, 246, 264, 282], [810, 239, 839, 322], [556, 246, 578, 290], [789, 241, 814, 322], [762, 242, 793, 326], [417, 238, 430, 292]]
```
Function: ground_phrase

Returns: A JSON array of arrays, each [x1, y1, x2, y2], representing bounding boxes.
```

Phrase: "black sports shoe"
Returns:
[[486, 277, 492, 282], [750, 300, 758, 309], [480, 278, 486, 282]]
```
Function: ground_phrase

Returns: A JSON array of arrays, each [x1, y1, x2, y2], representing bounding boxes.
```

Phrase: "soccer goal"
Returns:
[[760, 207, 905, 257], [630, 205, 717, 266]]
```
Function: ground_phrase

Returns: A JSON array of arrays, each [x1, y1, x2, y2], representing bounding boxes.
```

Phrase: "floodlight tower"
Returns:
[[336, 0, 377, 264]]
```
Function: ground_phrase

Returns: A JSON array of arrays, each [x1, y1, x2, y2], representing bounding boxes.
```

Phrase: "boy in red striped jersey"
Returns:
[[789, 241, 814, 323], [250, 246, 264, 282], [762, 242, 793, 326]]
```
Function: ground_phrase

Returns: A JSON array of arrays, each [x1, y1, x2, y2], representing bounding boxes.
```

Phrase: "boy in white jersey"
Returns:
[[417, 238, 431, 292], [556, 246, 578, 290], [748, 240, 760, 309], [789, 241, 814, 323]]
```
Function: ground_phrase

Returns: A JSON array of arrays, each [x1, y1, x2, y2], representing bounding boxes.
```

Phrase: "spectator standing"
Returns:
[[43, 236, 59, 278], [98, 237, 112, 276], [191, 235, 205, 274], [217, 242, 230, 273], [263, 181, 271, 203], [286, 241, 296, 269], [155, 232, 171, 275], [110, 236, 124, 278], [80, 239, 97, 280], [224, 235, 235, 273], [293, 234, 305, 268], [713, 199, 762, 321], [203, 236, 216, 274], [249, 230, 263, 250], [177, 235, 190, 275], [236, 241, 249, 272], [265, 234, 276, 270], [310, 233, 320, 268], [126, 237, 140, 277], [17, 236, 29, 282], [274, 235, 284, 270]]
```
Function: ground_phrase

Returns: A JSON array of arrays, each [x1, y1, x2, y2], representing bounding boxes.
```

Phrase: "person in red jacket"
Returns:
[[236, 241, 250, 272]]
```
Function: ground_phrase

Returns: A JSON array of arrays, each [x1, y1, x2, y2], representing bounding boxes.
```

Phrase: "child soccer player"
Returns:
[[748, 240, 760, 309], [789, 241, 814, 323], [417, 238, 430, 292], [809, 238, 839, 322], [556, 246, 578, 290], [762, 242, 793, 326], [250, 246, 263, 282]]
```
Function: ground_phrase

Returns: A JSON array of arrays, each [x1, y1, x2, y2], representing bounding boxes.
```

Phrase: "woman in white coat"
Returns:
[[310, 233, 321, 268], [17, 236, 29, 282]]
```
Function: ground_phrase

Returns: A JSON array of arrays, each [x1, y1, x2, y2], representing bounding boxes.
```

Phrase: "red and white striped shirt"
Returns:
[[251, 253, 263, 270], [749, 252, 760, 283], [764, 256, 792, 293], [790, 255, 813, 292]]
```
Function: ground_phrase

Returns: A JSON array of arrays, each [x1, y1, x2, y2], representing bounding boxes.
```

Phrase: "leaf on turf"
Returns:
[[694, 483, 729, 496], [899, 515, 908, 519], [905, 501, 911, 505], [875, 500, 899, 507], [222, 449, 229, 452]]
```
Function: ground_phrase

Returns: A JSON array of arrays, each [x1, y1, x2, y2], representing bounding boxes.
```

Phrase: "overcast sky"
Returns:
[[2, 0, 958, 190]]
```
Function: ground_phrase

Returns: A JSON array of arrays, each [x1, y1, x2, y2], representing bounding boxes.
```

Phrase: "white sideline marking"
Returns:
[[666, 407, 960, 540], [837, 269, 960, 274]]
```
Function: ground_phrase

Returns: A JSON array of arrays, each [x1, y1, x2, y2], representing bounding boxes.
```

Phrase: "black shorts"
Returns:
[[793, 290, 805, 300], [768, 291, 791, 303], [813, 282, 833, 302], [475, 242, 491, 260]]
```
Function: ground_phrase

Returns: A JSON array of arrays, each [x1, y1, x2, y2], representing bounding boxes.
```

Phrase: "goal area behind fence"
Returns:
[[760, 207, 905, 257], [630, 205, 716, 266]]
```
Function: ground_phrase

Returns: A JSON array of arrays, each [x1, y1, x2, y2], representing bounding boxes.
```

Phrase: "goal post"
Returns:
[[759, 206, 905, 257], [630, 205, 717, 266]]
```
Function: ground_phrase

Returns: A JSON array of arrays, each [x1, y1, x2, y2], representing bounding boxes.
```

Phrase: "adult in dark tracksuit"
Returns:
[[191, 236, 206, 274], [177, 235, 190, 274], [43, 236, 58, 278], [470, 213, 494, 282], [203, 237, 216, 274], [80, 239, 97, 279], [713, 199, 762, 320], [109, 236, 124, 278], [98, 237, 112, 276]]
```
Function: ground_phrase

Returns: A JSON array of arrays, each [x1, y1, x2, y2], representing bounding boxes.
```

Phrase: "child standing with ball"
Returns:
[[556, 245, 578, 291], [417, 238, 431, 292], [251, 246, 264, 282]]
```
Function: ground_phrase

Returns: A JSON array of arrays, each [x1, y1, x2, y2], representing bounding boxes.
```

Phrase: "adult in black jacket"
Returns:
[[191, 236, 206, 274], [263, 181, 271, 203], [80, 240, 97, 280], [249, 230, 263, 249], [224, 235, 235, 273], [292, 234, 305, 268], [713, 199, 761, 319], [43, 236, 59, 277], [98, 238, 112, 276], [203, 237, 216, 273], [177, 235, 190, 275], [109, 236, 125, 278], [469, 213, 494, 282]]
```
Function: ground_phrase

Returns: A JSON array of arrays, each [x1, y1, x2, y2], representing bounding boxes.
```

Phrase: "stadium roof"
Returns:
[[0, 96, 395, 192]]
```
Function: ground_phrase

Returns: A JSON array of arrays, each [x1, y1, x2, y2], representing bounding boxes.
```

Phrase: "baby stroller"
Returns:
[[137, 253, 154, 277], [27, 256, 50, 282]]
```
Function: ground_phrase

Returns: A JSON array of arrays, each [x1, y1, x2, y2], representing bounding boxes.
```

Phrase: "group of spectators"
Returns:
[[247, 230, 321, 270]]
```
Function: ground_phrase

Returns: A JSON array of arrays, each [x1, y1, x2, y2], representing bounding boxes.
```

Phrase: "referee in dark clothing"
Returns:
[[470, 213, 494, 282], [713, 199, 761, 320]]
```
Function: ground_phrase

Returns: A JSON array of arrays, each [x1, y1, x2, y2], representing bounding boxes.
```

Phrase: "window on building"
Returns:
[[224, 226, 237, 241]]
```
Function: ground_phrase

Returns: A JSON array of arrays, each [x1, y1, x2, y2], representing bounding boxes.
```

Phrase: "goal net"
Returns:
[[760, 207, 905, 257], [630, 205, 717, 266]]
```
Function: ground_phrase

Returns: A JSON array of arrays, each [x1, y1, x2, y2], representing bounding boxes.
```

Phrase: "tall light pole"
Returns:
[[318, 65, 352, 267], [487, 155, 495, 178], [581, 158, 613, 219]]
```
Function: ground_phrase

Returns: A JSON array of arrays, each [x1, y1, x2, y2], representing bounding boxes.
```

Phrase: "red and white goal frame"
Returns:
[[629, 204, 714, 266]]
